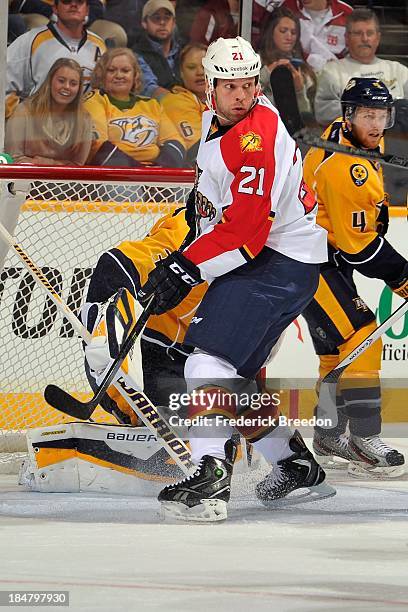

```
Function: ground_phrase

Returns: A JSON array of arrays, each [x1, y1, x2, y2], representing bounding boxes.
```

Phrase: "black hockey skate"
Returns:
[[256, 430, 336, 506], [159, 439, 237, 522]]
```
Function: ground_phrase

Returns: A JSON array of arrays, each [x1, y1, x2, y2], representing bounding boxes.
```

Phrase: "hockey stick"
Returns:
[[0, 221, 194, 474], [267, 61, 408, 170], [316, 298, 408, 427], [295, 132, 408, 170]]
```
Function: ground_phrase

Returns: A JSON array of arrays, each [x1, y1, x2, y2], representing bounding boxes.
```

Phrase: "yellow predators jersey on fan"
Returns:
[[161, 86, 205, 152], [303, 119, 386, 257], [84, 89, 183, 163], [114, 209, 207, 352]]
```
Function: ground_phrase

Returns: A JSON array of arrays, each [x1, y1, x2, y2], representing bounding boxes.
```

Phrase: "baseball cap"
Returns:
[[142, 0, 175, 20]]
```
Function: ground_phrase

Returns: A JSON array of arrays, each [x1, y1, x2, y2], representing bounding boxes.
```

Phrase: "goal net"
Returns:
[[0, 165, 194, 472]]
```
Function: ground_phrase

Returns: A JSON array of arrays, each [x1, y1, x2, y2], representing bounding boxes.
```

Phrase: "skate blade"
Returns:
[[314, 454, 349, 470], [160, 499, 228, 522], [260, 482, 336, 508], [348, 461, 406, 479]]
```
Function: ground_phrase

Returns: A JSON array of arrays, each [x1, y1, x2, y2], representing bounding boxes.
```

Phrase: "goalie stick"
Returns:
[[44, 299, 154, 420], [0, 220, 194, 474]]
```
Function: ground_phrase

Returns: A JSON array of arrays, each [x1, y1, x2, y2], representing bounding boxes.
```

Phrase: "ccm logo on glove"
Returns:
[[168, 262, 201, 286]]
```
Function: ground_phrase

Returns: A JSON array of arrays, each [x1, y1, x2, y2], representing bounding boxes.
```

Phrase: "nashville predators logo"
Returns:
[[350, 164, 368, 186], [240, 131, 262, 152], [110, 115, 158, 146]]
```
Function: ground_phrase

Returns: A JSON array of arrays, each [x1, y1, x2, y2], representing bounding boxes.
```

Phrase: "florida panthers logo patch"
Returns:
[[240, 131, 262, 152], [110, 115, 158, 146], [350, 164, 368, 186]]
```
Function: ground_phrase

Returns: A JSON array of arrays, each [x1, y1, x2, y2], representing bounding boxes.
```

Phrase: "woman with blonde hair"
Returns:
[[258, 7, 317, 118], [84, 47, 185, 167], [5, 58, 92, 165], [161, 43, 207, 167]]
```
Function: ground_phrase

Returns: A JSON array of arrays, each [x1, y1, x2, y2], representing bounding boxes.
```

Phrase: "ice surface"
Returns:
[[1, 432, 408, 611]]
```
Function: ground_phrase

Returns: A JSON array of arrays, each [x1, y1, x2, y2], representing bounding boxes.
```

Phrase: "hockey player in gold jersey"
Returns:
[[84, 48, 185, 167], [302, 77, 407, 477]]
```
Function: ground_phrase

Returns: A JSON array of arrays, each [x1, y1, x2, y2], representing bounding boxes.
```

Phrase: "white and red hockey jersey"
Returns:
[[183, 95, 327, 282]]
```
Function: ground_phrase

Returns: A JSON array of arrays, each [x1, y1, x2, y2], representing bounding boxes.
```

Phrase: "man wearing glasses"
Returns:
[[315, 8, 408, 126], [132, 0, 182, 100], [6, 0, 106, 107]]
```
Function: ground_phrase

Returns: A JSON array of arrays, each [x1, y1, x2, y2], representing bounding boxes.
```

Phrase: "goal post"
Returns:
[[0, 165, 194, 467]]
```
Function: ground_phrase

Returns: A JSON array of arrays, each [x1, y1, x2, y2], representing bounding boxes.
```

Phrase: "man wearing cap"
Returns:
[[132, 0, 182, 99]]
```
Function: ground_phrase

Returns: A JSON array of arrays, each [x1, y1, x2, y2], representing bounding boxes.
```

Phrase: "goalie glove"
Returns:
[[388, 262, 408, 299], [137, 251, 203, 315]]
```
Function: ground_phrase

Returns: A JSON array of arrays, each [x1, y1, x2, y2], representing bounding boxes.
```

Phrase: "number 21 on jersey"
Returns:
[[238, 166, 265, 196]]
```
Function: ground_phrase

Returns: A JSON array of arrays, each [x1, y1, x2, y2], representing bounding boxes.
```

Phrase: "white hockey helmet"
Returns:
[[202, 36, 261, 112]]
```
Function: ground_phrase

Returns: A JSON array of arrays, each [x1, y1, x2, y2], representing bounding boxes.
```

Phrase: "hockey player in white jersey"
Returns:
[[138, 36, 335, 521]]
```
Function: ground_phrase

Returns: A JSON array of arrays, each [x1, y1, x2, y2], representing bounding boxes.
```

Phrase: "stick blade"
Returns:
[[44, 384, 94, 420]]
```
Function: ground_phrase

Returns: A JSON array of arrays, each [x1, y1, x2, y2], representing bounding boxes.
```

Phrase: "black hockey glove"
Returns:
[[388, 262, 408, 299], [376, 199, 389, 236], [137, 251, 203, 315]]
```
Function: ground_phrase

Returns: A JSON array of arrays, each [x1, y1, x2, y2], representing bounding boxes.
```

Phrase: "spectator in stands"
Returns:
[[254, 0, 353, 72], [189, 0, 239, 45], [9, 0, 105, 25], [259, 7, 317, 117], [132, 0, 182, 99], [5, 58, 92, 165], [161, 43, 206, 167], [84, 47, 186, 167], [314, 9, 408, 126], [6, 0, 106, 113]]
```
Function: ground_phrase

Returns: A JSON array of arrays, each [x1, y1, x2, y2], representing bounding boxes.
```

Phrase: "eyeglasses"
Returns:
[[60, 0, 87, 5], [147, 12, 174, 24], [347, 29, 378, 37]]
